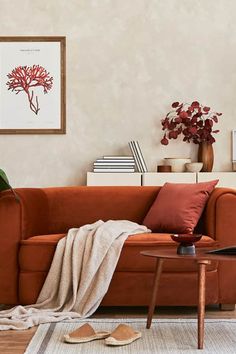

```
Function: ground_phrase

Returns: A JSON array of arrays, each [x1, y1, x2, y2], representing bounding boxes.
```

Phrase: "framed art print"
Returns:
[[0, 36, 66, 134]]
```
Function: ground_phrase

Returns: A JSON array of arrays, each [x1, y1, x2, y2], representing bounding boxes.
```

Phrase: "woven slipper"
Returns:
[[64, 323, 110, 343], [105, 324, 141, 346]]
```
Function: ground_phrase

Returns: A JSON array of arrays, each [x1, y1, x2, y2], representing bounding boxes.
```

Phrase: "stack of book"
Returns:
[[128, 141, 148, 172], [93, 156, 135, 172]]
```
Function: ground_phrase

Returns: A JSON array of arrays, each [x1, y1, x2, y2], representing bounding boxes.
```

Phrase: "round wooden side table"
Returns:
[[141, 248, 236, 350]]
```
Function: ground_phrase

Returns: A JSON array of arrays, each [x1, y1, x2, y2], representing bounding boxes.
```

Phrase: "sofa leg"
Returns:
[[220, 304, 235, 311]]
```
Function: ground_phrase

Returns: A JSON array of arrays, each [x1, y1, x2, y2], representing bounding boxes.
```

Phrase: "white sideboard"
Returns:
[[142, 172, 196, 186], [87, 172, 236, 188], [197, 172, 236, 188], [87, 172, 142, 186]]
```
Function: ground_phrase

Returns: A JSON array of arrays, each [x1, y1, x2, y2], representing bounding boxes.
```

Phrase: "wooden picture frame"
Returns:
[[0, 36, 66, 134]]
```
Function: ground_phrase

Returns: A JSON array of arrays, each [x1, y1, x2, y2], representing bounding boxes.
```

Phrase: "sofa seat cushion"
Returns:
[[19, 232, 218, 273], [20, 233, 66, 272]]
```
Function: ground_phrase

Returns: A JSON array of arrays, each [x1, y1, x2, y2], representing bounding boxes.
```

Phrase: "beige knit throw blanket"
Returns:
[[0, 220, 150, 330]]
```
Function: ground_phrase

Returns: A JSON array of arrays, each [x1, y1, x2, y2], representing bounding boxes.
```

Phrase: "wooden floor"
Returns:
[[0, 305, 236, 354]]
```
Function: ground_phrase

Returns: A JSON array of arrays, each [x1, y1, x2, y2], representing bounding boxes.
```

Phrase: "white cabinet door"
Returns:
[[87, 172, 142, 186], [197, 172, 236, 188], [142, 172, 197, 186]]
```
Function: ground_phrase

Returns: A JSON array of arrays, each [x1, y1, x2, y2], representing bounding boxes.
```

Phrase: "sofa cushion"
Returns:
[[19, 232, 218, 273], [143, 180, 218, 233]]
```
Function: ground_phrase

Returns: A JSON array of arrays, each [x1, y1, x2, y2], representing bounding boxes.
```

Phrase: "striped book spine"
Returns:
[[133, 141, 148, 172], [128, 141, 142, 172]]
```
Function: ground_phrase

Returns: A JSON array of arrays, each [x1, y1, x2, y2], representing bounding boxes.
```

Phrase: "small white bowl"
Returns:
[[185, 162, 203, 172], [164, 158, 191, 172]]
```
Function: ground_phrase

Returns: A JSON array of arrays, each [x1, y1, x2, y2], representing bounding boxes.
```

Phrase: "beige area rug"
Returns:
[[24, 318, 236, 354]]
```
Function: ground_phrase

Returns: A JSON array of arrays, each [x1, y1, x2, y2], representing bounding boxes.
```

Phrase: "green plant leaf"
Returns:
[[0, 169, 11, 191], [0, 169, 19, 201]]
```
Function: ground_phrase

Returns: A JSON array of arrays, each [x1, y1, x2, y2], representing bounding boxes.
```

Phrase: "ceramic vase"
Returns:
[[198, 142, 214, 172]]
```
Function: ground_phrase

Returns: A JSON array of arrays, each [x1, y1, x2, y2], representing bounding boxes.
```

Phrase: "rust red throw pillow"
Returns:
[[143, 180, 218, 233]]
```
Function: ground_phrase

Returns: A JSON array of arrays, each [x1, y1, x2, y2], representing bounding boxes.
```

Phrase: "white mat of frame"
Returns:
[[24, 318, 236, 354]]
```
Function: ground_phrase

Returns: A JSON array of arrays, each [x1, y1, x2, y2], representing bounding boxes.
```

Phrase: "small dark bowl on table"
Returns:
[[171, 234, 202, 255]]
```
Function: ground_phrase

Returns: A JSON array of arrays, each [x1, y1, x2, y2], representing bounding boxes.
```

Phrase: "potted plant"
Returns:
[[160, 101, 222, 171], [0, 169, 18, 200]]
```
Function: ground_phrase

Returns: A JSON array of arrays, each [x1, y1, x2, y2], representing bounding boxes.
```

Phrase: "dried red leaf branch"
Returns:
[[160, 101, 222, 146], [6, 65, 53, 115]]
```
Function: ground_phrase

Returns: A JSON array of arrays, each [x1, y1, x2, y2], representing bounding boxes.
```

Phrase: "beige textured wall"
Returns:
[[0, 0, 235, 187]]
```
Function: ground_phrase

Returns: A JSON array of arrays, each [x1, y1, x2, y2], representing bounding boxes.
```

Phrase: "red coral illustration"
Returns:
[[6, 65, 53, 115]]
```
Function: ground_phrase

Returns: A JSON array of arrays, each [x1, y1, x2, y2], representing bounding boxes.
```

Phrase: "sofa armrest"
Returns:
[[205, 187, 236, 243], [0, 192, 22, 303], [0, 188, 49, 304], [13, 188, 50, 239], [205, 187, 236, 303]]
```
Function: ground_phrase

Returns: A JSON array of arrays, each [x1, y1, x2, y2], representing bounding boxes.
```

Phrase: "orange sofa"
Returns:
[[0, 186, 236, 308]]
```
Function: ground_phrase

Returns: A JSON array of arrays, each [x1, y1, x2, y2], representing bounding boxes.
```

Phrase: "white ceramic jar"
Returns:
[[164, 158, 191, 172]]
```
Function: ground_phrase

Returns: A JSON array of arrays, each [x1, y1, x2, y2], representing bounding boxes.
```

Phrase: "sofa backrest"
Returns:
[[15, 186, 161, 237]]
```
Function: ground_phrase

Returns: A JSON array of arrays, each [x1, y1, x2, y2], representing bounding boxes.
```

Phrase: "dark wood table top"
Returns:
[[140, 248, 236, 262]]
